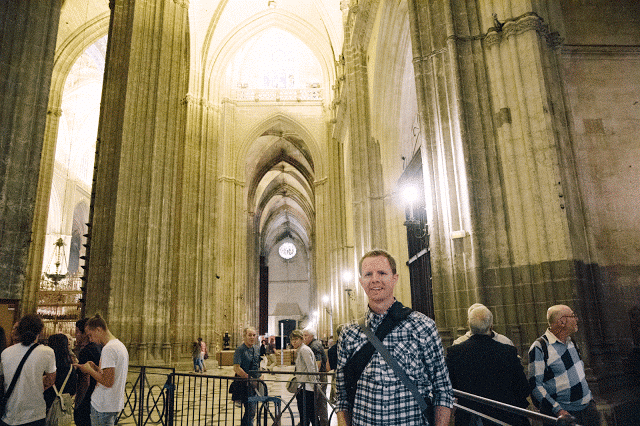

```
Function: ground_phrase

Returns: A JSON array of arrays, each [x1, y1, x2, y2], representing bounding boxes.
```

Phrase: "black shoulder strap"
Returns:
[[4, 343, 39, 401], [361, 324, 429, 412], [536, 336, 548, 363], [343, 301, 412, 407], [530, 336, 550, 408]]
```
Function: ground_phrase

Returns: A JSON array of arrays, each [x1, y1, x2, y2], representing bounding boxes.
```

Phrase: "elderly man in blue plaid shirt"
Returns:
[[335, 250, 453, 426], [528, 304, 600, 426]]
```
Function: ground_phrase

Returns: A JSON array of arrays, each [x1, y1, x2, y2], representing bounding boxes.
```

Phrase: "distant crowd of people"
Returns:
[[1, 248, 599, 426], [0, 314, 129, 426]]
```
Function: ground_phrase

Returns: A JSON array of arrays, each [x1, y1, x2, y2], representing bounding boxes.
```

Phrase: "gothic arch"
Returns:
[[369, 1, 417, 168], [201, 10, 336, 103], [236, 112, 326, 180], [25, 13, 110, 312], [50, 13, 110, 108]]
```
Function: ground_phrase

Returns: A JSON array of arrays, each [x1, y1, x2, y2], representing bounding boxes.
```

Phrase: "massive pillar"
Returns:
[[0, 1, 62, 306], [406, 0, 617, 387], [343, 34, 387, 259], [84, 0, 189, 364]]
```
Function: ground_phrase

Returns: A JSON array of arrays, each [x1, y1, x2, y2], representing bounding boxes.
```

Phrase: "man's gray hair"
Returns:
[[469, 306, 493, 335], [547, 305, 570, 326], [303, 328, 316, 337], [467, 303, 485, 316]]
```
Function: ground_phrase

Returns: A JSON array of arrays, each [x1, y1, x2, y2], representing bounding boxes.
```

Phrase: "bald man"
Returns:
[[528, 305, 600, 426]]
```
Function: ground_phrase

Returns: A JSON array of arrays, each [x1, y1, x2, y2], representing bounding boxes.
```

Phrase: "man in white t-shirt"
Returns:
[[74, 314, 129, 426], [0, 314, 56, 426]]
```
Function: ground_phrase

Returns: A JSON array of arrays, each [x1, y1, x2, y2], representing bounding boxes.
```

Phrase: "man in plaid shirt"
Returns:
[[528, 305, 600, 426], [336, 250, 453, 426]]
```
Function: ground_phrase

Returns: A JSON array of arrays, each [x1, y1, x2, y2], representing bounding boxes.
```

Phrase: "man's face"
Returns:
[[75, 327, 88, 347], [359, 255, 398, 306], [561, 309, 579, 334], [86, 327, 102, 344], [244, 329, 257, 347], [302, 331, 313, 345], [290, 336, 302, 349]]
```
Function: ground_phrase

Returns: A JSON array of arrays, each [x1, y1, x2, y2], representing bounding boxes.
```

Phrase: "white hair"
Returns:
[[303, 328, 316, 337], [469, 306, 493, 335], [547, 305, 571, 326], [467, 303, 486, 316]]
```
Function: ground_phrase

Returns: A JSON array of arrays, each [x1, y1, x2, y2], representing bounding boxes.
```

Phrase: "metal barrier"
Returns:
[[117, 365, 176, 426], [117, 367, 336, 426], [120, 366, 583, 426], [453, 389, 584, 426]]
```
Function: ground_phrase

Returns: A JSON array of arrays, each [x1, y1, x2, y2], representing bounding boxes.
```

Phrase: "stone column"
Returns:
[[0, 0, 62, 305], [85, 0, 189, 364], [406, 0, 613, 380], [23, 105, 63, 314], [215, 98, 247, 343], [343, 40, 388, 257], [407, 0, 476, 329]]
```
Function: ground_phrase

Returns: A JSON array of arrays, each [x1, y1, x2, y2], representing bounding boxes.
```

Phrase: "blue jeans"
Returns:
[[193, 357, 204, 371], [90, 406, 119, 426], [242, 399, 257, 426]]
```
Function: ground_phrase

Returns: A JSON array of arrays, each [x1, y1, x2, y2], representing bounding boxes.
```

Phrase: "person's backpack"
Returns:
[[45, 367, 74, 426]]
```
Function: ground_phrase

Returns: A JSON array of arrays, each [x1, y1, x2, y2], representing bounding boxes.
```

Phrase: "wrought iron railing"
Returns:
[[117, 367, 334, 426], [117, 367, 583, 426], [454, 389, 583, 426]]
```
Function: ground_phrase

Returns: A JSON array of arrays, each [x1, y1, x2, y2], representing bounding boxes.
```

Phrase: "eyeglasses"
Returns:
[[562, 314, 578, 319]]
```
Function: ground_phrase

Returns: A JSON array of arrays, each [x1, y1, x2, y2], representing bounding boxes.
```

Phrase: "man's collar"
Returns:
[[545, 328, 572, 345], [470, 333, 493, 339], [367, 298, 397, 316]]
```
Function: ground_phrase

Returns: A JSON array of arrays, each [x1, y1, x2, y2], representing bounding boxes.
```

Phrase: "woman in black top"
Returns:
[[44, 334, 77, 411]]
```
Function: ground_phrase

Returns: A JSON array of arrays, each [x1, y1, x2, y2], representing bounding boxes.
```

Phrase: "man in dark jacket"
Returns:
[[446, 305, 530, 426]]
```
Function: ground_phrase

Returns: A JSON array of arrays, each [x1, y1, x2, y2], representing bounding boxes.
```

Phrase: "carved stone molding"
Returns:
[[484, 12, 564, 50], [484, 31, 502, 47], [182, 94, 216, 110], [218, 175, 244, 186]]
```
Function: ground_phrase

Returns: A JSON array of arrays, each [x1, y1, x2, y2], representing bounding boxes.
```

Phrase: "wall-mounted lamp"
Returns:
[[402, 185, 428, 239]]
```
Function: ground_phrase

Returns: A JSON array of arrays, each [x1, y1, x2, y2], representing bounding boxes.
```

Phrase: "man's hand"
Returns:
[[73, 362, 115, 388], [73, 361, 97, 374], [43, 371, 56, 390], [557, 411, 577, 426], [434, 406, 452, 426], [337, 410, 351, 426]]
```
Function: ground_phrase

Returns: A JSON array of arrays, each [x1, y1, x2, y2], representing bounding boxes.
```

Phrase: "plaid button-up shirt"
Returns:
[[336, 304, 453, 425]]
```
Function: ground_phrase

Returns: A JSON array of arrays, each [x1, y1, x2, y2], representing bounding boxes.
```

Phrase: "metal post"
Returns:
[[138, 366, 145, 426]]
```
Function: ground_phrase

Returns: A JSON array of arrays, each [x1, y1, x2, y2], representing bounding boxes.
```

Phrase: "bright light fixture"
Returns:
[[402, 185, 419, 204]]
